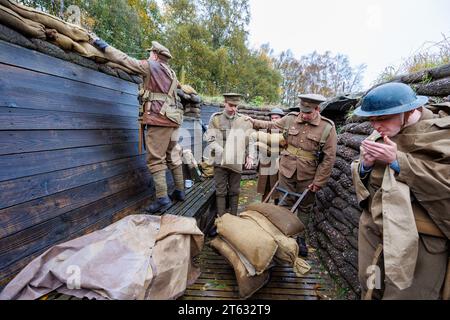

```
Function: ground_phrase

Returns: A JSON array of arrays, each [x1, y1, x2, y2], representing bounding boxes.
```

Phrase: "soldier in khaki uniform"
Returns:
[[91, 38, 185, 213], [253, 108, 286, 203], [249, 94, 337, 256], [205, 93, 254, 216], [351, 83, 450, 300]]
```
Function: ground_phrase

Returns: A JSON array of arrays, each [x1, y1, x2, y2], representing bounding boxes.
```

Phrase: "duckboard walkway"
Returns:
[[42, 178, 336, 300], [181, 245, 335, 300]]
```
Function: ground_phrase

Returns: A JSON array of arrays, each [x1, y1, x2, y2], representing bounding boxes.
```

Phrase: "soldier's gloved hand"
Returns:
[[89, 33, 109, 52], [93, 38, 109, 52]]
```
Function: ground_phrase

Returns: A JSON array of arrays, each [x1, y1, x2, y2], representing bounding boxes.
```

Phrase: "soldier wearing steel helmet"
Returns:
[[351, 82, 450, 300], [249, 94, 338, 257], [90, 38, 185, 213]]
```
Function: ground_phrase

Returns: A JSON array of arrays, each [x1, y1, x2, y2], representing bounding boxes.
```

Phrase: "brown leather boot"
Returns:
[[216, 196, 226, 217], [229, 195, 239, 215]]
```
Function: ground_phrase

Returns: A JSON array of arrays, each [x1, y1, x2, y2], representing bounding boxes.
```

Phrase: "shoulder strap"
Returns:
[[285, 114, 295, 131], [167, 69, 178, 98], [320, 122, 333, 145], [159, 63, 178, 99], [212, 113, 221, 128]]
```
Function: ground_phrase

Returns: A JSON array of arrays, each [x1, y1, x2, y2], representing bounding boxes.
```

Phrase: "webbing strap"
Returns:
[[320, 123, 333, 145], [286, 145, 317, 160], [364, 244, 384, 301], [149, 92, 171, 102]]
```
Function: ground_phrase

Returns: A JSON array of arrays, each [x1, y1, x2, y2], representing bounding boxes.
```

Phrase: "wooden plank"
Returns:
[[183, 290, 239, 299], [176, 179, 214, 216], [0, 129, 139, 156], [191, 280, 328, 292], [0, 40, 137, 95], [171, 179, 214, 217], [0, 167, 150, 239], [199, 270, 320, 281], [181, 296, 232, 301], [0, 187, 152, 289], [199, 264, 321, 276], [199, 258, 321, 270], [182, 182, 215, 218], [158, 178, 214, 217], [196, 275, 324, 285], [196, 272, 324, 285], [0, 85, 137, 117], [188, 283, 321, 296], [0, 64, 137, 110], [0, 142, 140, 182], [250, 293, 318, 300], [0, 171, 150, 271], [0, 107, 137, 130], [0, 155, 146, 210], [183, 289, 318, 300]]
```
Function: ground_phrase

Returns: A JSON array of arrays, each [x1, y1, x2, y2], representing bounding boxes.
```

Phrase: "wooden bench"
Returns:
[[138, 177, 217, 233]]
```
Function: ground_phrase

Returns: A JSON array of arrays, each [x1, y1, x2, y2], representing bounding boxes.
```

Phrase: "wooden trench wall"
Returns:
[[0, 40, 202, 289]]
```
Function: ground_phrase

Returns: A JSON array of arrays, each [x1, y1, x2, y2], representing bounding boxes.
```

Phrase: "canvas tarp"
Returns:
[[0, 214, 204, 300]]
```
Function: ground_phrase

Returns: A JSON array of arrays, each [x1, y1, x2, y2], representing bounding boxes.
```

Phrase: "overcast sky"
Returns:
[[248, 0, 450, 90]]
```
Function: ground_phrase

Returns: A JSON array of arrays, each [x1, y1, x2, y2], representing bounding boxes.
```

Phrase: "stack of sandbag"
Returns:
[[385, 63, 450, 98], [0, 0, 141, 82], [177, 84, 203, 118], [210, 203, 311, 299]]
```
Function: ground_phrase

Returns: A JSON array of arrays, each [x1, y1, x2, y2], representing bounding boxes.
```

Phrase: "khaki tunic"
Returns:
[[204, 112, 254, 174], [251, 131, 282, 200], [101, 47, 182, 173], [253, 112, 337, 187], [352, 108, 450, 299], [102, 46, 180, 128], [205, 112, 253, 197]]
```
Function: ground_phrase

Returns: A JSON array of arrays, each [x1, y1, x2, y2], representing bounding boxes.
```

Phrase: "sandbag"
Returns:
[[189, 107, 201, 113], [106, 61, 137, 75], [239, 211, 311, 276], [246, 203, 305, 237], [45, 28, 87, 55], [0, 0, 89, 42], [0, 4, 45, 39], [181, 84, 197, 95], [210, 237, 270, 299], [215, 214, 278, 275]]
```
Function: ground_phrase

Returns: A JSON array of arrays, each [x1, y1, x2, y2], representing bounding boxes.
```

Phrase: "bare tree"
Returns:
[[275, 51, 366, 107]]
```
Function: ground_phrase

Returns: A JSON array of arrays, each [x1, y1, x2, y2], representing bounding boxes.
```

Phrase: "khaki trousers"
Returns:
[[359, 209, 448, 300], [145, 126, 181, 174], [214, 167, 242, 197]]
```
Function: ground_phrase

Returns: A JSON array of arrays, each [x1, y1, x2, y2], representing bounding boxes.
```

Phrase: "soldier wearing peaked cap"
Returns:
[[248, 93, 337, 257], [90, 37, 185, 214], [204, 93, 254, 217]]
